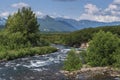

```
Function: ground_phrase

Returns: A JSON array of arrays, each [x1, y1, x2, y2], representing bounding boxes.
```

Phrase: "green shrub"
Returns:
[[86, 31, 120, 67], [80, 51, 87, 64], [113, 48, 120, 68], [63, 50, 82, 71], [0, 51, 7, 60]]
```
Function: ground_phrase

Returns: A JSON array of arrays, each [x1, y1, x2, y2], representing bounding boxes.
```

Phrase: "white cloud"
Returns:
[[11, 2, 29, 8], [62, 15, 71, 19], [79, 0, 120, 22], [35, 11, 44, 17], [79, 13, 119, 22], [0, 2, 29, 17], [113, 0, 120, 4], [49, 13, 71, 19], [84, 3, 100, 14], [0, 11, 45, 18], [0, 11, 10, 17], [106, 4, 117, 11]]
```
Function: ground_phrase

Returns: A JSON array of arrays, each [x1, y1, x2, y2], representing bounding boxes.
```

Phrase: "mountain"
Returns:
[[55, 18, 120, 29], [0, 16, 76, 32], [0, 18, 6, 25], [37, 15, 77, 32], [0, 18, 6, 29], [0, 16, 120, 32]]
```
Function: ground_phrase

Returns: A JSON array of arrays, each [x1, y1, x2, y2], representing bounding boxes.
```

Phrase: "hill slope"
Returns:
[[37, 15, 77, 32], [55, 18, 120, 29], [0, 16, 77, 32]]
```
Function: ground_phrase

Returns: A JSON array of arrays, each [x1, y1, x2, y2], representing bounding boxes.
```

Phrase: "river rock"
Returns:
[[61, 67, 120, 80]]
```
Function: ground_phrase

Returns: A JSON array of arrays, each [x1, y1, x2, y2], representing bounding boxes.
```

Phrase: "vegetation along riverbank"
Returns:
[[61, 30, 120, 79], [0, 7, 57, 61]]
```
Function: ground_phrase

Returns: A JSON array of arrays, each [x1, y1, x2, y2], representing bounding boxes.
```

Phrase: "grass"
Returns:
[[0, 46, 57, 60]]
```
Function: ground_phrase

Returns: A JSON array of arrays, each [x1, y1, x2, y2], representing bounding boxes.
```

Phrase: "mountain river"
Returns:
[[0, 44, 119, 80]]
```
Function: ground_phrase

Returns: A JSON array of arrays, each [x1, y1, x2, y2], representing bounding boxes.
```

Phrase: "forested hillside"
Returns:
[[63, 26, 120, 47]]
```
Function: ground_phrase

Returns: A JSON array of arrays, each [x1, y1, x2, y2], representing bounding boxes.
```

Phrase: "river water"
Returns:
[[0, 44, 119, 80], [0, 44, 71, 80]]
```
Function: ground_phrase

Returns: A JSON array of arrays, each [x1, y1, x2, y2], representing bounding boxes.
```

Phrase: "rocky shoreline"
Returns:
[[60, 67, 120, 80]]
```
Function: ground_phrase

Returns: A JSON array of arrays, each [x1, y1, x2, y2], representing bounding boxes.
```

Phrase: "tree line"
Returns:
[[63, 26, 120, 47]]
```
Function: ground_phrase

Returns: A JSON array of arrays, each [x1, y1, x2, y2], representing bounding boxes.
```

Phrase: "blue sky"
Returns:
[[1, 0, 120, 22]]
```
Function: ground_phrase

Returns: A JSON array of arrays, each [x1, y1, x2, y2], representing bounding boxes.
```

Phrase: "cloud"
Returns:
[[84, 3, 100, 14], [79, 13, 119, 22], [113, 0, 120, 4], [11, 2, 29, 8], [35, 11, 45, 17], [0, 11, 10, 17], [34, 11, 71, 19], [0, 11, 44, 18], [79, 0, 120, 22], [0, 2, 30, 17]]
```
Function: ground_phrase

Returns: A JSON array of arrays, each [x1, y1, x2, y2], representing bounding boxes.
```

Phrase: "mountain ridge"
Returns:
[[37, 15, 77, 32], [0, 15, 120, 32], [55, 17, 120, 29]]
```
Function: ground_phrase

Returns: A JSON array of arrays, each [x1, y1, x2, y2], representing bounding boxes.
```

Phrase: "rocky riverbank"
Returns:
[[60, 67, 120, 80]]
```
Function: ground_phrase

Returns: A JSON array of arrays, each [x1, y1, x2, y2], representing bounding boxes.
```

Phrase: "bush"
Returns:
[[80, 51, 87, 64], [86, 31, 120, 67], [113, 48, 120, 68], [63, 50, 82, 71]]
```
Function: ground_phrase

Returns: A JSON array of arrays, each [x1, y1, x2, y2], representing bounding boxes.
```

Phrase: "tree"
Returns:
[[86, 30, 120, 67], [5, 7, 40, 47], [64, 50, 82, 71], [113, 48, 120, 68]]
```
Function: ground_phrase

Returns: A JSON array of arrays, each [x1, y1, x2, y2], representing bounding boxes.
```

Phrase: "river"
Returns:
[[0, 44, 71, 80], [0, 44, 119, 80]]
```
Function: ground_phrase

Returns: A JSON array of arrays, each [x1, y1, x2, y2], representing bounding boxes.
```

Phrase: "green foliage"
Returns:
[[0, 7, 50, 50], [40, 33, 67, 44], [0, 7, 53, 60], [113, 48, 120, 68], [0, 46, 57, 60], [86, 31, 120, 67], [64, 50, 82, 71], [63, 26, 120, 47], [80, 51, 87, 64], [0, 30, 32, 50], [5, 7, 40, 47]]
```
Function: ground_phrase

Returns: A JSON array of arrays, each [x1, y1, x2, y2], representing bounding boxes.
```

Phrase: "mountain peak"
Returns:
[[0, 17, 6, 25], [43, 15, 53, 20]]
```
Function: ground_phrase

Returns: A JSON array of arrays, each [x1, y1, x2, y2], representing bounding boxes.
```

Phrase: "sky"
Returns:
[[1, 0, 120, 22]]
